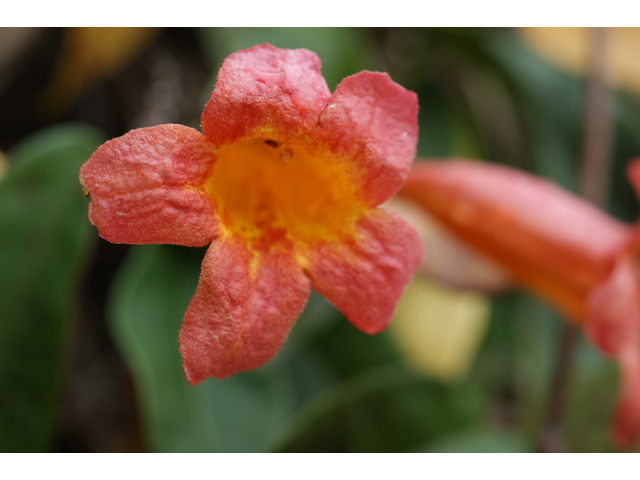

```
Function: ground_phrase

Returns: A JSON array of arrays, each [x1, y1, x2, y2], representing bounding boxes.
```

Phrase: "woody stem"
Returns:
[[580, 28, 614, 207], [539, 27, 613, 453]]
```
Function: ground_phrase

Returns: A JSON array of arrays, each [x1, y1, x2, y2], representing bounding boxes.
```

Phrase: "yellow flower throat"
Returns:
[[206, 136, 366, 248]]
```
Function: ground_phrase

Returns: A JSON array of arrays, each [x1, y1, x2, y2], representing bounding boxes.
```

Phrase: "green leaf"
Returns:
[[0, 123, 105, 452], [268, 364, 484, 452], [480, 32, 583, 190], [423, 426, 531, 452], [564, 347, 619, 452], [110, 244, 306, 452]]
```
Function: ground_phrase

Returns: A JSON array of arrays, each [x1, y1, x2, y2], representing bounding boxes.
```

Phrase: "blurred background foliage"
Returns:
[[0, 27, 638, 452]]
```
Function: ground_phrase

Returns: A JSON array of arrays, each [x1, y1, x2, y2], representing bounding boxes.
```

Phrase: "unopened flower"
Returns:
[[398, 159, 640, 447], [80, 44, 422, 384]]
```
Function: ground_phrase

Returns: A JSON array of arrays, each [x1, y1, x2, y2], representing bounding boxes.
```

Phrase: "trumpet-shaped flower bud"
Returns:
[[399, 159, 640, 447]]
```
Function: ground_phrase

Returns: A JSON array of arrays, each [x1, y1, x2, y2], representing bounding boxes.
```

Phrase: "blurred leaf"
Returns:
[[310, 318, 401, 381], [0, 123, 105, 451], [110, 244, 307, 452], [520, 28, 640, 97], [609, 92, 640, 223], [510, 295, 559, 401], [416, 89, 456, 157], [269, 364, 483, 452], [272, 290, 341, 365], [0, 149, 7, 179], [481, 31, 583, 190], [423, 426, 531, 452], [38, 27, 160, 118], [0, 28, 42, 95], [563, 343, 620, 452], [389, 276, 491, 381]]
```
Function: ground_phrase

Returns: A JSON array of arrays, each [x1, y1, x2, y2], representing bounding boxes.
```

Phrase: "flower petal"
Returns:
[[384, 196, 513, 293], [585, 254, 640, 447], [626, 158, 640, 196], [201, 44, 331, 146], [586, 254, 640, 355], [79, 124, 219, 246], [400, 160, 632, 321], [317, 71, 419, 206], [178, 236, 310, 384], [304, 208, 423, 335]]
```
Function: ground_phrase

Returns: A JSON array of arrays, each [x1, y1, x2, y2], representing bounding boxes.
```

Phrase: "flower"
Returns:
[[79, 44, 422, 385], [397, 158, 640, 447]]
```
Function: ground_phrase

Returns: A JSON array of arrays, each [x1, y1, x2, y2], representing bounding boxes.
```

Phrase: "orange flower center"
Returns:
[[206, 137, 366, 249]]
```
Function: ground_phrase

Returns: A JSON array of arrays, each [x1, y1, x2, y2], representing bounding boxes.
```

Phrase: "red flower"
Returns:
[[80, 44, 422, 384], [398, 159, 640, 447]]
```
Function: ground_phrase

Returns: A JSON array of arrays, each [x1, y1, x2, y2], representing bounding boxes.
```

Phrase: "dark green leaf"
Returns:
[[0, 123, 105, 452], [269, 364, 484, 452]]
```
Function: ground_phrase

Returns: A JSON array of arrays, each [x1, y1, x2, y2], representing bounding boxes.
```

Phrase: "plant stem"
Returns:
[[580, 27, 614, 208], [539, 325, 580, 452], [539, 27, 613, 453]]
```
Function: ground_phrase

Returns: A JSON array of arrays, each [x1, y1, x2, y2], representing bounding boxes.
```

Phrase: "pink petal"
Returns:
[[201, 44, 332, 147], [626, 157, 640, 198], [586, 254, 640, 355], [179, 236, 310, 384], [304, 208, 423, 335], [584, 254, 640, 447], [79, 124, 219, 246], [317, 71, 419, 206], [384, 196, 514, 293]]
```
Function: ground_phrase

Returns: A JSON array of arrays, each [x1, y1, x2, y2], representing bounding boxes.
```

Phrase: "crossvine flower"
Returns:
[[398, 159, 640, 447], [80, 44, 422, 384]]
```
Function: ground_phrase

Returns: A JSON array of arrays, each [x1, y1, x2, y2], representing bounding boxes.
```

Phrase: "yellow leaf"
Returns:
[[390, 275, 491, 381], [520, 27, 640, 96], [0, 150, 7, 181], [39, 27, 160, 118]]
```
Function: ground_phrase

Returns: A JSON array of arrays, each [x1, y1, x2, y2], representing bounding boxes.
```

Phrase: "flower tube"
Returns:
[[399, 158, 640, 446]]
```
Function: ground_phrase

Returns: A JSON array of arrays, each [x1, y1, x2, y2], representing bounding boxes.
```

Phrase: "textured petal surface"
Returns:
[[317, 71, 419, 206], [202, 44, 331, 147], [79, 124, 219, 246], [304, 208, 423, 335], [202, 45, 418, 209], [400, 160, 632, 321], [179, 237, 310, 384]]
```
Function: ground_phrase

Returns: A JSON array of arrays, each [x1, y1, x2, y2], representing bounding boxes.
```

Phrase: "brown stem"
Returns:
[[538, 325, 580, 452], [580, 27, 614, 208], [539, 27, 613, 453]]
